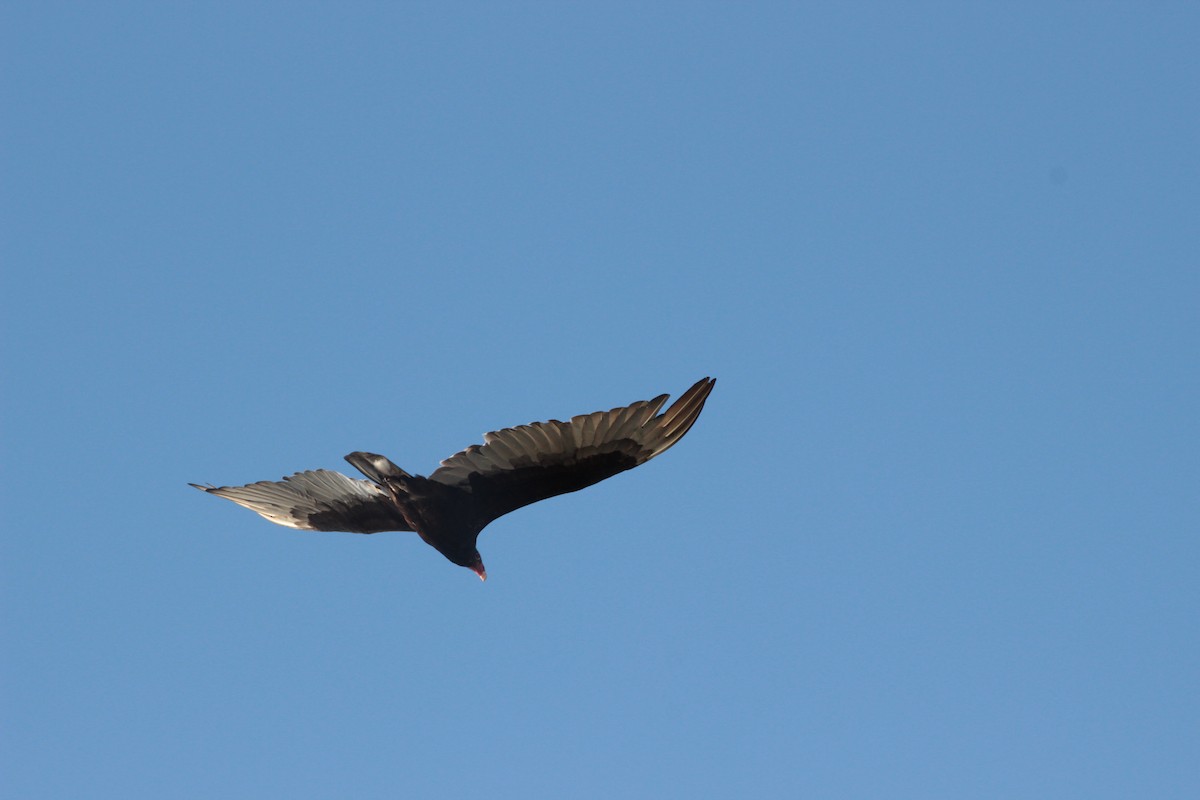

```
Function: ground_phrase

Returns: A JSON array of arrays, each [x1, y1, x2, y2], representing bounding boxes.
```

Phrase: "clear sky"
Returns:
[[3, 3, 1197, 798]]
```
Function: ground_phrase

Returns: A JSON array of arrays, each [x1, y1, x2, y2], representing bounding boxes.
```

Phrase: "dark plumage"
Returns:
[[191, 378, 715, 579]]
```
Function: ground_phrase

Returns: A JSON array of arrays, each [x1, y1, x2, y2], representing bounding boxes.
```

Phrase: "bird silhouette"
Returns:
[[191, 377, 715, 579]]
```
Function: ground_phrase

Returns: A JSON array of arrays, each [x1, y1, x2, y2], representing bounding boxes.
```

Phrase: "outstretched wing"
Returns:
[[430, 377, 715, 527], [191, 469, 412, 533]]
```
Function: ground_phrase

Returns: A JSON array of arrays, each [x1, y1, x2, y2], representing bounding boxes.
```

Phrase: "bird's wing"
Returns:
[[190, 469, 413, 533], [430, 377, 715, 526]]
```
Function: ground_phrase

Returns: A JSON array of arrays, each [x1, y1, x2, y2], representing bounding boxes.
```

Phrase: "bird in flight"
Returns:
[[191, 377, 715, 580]]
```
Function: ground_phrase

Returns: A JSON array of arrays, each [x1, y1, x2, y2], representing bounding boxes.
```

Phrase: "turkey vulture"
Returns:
[[191, 377, 715, 580]]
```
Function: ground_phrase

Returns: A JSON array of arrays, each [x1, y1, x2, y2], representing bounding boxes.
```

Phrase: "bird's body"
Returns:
[[191, 377, 715, 579]]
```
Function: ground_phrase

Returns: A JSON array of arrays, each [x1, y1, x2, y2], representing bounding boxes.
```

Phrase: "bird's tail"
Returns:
[[345, 451, 411, 485]]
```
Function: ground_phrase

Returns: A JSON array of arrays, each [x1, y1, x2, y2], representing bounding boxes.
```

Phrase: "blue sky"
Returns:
[[3, 3, 1197, 798]]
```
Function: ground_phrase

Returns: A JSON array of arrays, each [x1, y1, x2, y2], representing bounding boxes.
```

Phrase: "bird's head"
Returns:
[[466, 550, 487, 582], [436, 540, 488, 581]]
